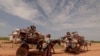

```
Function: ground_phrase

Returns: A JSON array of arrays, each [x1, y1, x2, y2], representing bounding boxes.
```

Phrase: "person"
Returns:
[[72, 31, 79, 40], [66, 32, 72, 40], [64, 32, 72, 42], [30, 25, 36, 33], [20, 31, 27, 44], [42, 34, 52, 56], [71, 32, 79, 47], [12, 31, 18, 44], [33, 32, 42, 50], [64, 32, 73, 51], [9, 32, 13, 42]]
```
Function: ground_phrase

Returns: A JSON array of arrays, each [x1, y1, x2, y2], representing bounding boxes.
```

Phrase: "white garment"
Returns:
[[64, 38, 69, 43], [45, 38, 51, 44], [43, 37, 51, 49], [12, 31, 18, 35], [9, 35, 13, 41], [16, 28, 20, 31]]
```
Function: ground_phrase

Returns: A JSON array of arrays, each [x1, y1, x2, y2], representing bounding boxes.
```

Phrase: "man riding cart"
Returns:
[[64, 32, 81, 54]]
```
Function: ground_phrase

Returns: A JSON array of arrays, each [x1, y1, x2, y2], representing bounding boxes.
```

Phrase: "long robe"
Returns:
[[43, 38, 52, 56]]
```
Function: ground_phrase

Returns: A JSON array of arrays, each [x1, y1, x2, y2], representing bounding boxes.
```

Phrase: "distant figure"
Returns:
[[19, 31, 27, 44], [72, 31, 79, 40], [11, 30, 21, 48], [72, 32, 86, 50], [66, 32, 72, 40], [43, 34, 52, 56], [12, 31, 19, 43], [72, 31, 81, 44], [64, 32, 73, 51], [82, 40, 91, 51], [64, 32, 72, 42], [9, 33, 13, 42]]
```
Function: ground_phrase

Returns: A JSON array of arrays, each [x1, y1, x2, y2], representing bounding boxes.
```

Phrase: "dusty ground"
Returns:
[[0, 40, 100, 56]]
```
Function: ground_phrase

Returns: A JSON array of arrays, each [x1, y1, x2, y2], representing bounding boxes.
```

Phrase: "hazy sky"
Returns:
[[0, 0, 100, 40]]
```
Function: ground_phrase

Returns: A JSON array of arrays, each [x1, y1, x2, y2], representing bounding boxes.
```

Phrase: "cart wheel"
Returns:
[[74, 47, 80, 54], [16, 43, 29, 56], [16, 47, 29, 56]]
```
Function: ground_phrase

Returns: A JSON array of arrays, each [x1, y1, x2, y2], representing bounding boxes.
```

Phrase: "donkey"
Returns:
[[50, 39, 61, 53], [82, 40, 91, 51]]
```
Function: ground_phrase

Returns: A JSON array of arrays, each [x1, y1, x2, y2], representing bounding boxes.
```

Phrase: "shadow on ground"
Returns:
[[65, 50, 91, 55], [28, 51, 43, 56], [26, 49, 91, 56], [28, 50, 64, 56]]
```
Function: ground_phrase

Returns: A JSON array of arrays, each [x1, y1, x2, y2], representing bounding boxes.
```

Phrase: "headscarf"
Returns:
[[46, 34, 51, 38]]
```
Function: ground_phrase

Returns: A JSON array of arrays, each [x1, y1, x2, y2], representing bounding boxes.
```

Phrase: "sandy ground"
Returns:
[[0, 40, 100, 56]]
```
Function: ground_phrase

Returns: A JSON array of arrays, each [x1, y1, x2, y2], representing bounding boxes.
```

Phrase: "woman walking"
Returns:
[[43, 34, 52, 56]]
